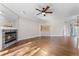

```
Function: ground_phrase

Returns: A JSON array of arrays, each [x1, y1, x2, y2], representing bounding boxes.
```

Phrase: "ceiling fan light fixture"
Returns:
[[36, 5, 53, 16], [42, 12, 46, 15]]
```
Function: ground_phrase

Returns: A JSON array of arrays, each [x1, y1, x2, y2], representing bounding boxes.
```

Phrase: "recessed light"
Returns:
[[0, 11, 5, 15], [0, 11, 3, 14]]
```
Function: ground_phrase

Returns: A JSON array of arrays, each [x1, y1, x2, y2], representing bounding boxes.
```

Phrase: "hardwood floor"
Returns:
[[0, 36, 78, 56]]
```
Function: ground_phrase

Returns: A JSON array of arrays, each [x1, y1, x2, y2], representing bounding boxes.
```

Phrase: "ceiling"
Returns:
[[1, 3, 79, 22]]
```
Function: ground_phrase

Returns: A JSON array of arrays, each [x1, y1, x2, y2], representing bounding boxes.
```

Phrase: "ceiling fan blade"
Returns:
[[44, 6, 50, 12], [36, 13, 42, 15], [36, 8, 42, 12], [45, 12, 53, 13]]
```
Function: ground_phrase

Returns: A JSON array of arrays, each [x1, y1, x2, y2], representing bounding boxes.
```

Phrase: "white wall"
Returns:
[[18, 17, 41, 40], [0, 15, 17, 27], [50, 21, 64, 36], [40, 17, 71, 36], [41, 22, 65, 36], [0, 4, 18, 27]]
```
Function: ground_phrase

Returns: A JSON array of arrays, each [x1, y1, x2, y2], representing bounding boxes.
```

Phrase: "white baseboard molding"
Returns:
[[18, 35, 70, 41], [18, 35, 41, 41], [41, 35, 70, 37]]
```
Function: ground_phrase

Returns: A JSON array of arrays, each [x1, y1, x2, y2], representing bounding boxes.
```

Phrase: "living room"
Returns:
[[0, 3, 78, 56]]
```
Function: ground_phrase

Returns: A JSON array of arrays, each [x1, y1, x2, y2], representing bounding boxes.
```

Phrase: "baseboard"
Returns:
[[18, 36, 71, 41], [41, 35, 70, 37], [18, 36, 41, 41]]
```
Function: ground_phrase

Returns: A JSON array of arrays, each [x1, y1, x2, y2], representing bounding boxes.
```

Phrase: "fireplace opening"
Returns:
[[5, 31, 17, 44], [2, 29, 17, 45]]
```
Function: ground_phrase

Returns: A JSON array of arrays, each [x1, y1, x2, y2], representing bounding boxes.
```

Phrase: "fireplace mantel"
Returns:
[[0, 27, 17, 29]]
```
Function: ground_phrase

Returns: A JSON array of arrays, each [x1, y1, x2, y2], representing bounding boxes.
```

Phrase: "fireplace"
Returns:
[[0, 27, 17, 50], [4, 30, 17, 44]]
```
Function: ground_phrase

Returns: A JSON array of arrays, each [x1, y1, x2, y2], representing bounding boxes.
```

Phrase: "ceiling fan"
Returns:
[[36, 6, 53, 16]]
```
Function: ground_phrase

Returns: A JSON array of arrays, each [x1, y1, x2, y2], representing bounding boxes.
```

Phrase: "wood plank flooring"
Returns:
[[0, 36, 78, 56]]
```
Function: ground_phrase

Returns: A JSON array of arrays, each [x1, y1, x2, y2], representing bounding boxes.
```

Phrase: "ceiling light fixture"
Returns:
[[42, 12, 45, 15], [36, 5, 53, 16], [0, 10, 5, 15], [0, 11, 3, 14]]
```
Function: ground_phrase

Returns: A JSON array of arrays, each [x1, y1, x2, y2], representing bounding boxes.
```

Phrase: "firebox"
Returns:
[[3, 30, 17, 44]]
